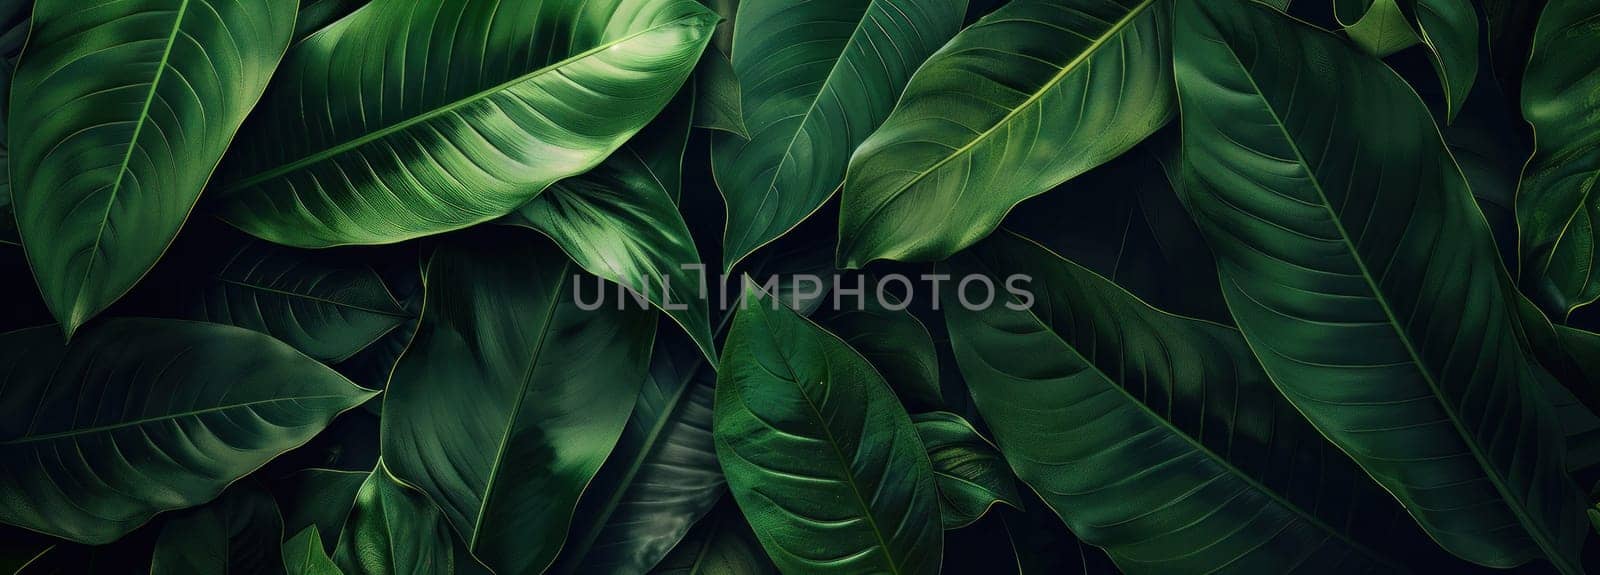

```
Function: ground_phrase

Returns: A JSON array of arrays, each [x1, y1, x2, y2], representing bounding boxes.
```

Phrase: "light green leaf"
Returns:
[[836, 0, 1175, 267], [911, 412, 1020, 530], [546, 330, 725, 575], [503, 92, 715, 360], [151, 482, 283, 575], [0, 319, 375, 544], [1516, 0, 1600, 319], [192, 240, 411, 363], [712, 0, 966, 271], [284, 527, 344, 575], [1176, 0, 1585, 569], [651, 498, 778, 575], [9, 0, 295, 336], [212, 0, 716, 248], [1337, 0, 1422, 57], [714, 280, 942, 574], [381, 229, 657, 575], [945, 231, 1436, 572], [333, 464, 457, 575]]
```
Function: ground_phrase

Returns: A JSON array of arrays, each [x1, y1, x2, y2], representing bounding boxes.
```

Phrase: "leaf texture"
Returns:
[[284, 527, 344, 575], [0, 319, 375, 544], [213, 0, 717, 248], [381, 228, 657, 575], [910, 411, 1020, 530], [836, 0, 1175, 266], [9, 0, 296, 335], [711, 0, 966, 271], [333, 463, 457, 575], [713, 281, 942, 574], [1175, 0, 1586, 569]]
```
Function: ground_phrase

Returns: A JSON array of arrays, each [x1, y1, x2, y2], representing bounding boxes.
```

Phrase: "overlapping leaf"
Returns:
[[0, 319, 374, 544], [1175, 0, 1585, 569], [711, 0, 965, 271], [151, 483, 283, 575], [836, 0, 1175, 266], [213, 0, 717, 248], [9, 0, 295, 335], [381, 229, 657, 575], [333, 463, 458, 575], [1335, 0, 1479, 122], [911, 412, 1019, 530]]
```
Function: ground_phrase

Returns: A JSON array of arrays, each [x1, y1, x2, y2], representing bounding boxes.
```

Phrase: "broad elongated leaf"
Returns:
[[213, 0, 716, 248], [284, 527, 343, 575], [503, 93, 715, 360], [836, 0, 1175, 267], [333, 464, 457, 575], [651, 498, 778, 575], [944, 232, 1434, 573], [714, 281, 942, 574], [9, 0, 295, 336], [1175, 0, 1585, 569], [0, 319, 375, 544], [1516, 0, 1600, 319], [711, 0, 965, 271], [151, 482, 282, 575], [193, 240, 410, 363], [382, 229, 657, 575], [271, 469, 370, 554], [816, 287, 943, 411], [547, 329, 724, 575], [911, 412, 1019, 530]]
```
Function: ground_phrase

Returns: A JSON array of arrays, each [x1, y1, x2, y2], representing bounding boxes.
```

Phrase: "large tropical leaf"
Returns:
[[911, 411, 1020, 530], [381, 229, 657, 575], [1516, 0, 1600, 319], [836, 0, 1175, 267], [212, 0, 716, 248], [1175, 0, 1586, 569], [151, 482, 283, 575], [333, 463, 459, 575], [9, 0, 295, 336], [0, 319, 375, 544], [944, 231, 1437, 573], [546, 328, 724, 575], [503, 92, 715, 359], [710, 0, 965, 271], [192, 240, 410, 363], [713, 281, 942, 574]]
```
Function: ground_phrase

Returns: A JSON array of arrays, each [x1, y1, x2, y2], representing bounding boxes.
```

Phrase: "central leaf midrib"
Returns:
[[1213, 34, 1575, 572], [2, 394, 353, 445], [213, 275, 409, 317], [224, 12, 708, 192]]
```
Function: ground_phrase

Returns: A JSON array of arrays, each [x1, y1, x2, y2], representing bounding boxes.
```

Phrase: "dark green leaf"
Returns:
[[332, 464, 457, 575], [1175, 0, 1586, 569], [651, 498, 777, 575], [1516, 0, 1600, 319], [0, 319, 375, 544], [293, 0, 368, 43], [151, 482, 283, 575], [270, 469, 369, 554], [714, 280, 942, 574], [713, 0, 965, 271], [945, 231, 1434, 572], [381, 229, 657, 575], [836, 0, 1175, 267], [911, 411, 1020, 530], [10, 0, 295, 336], [213, 0, 716, 248], [692, 49, 748, 138], [283, 527, 343, 575], [816, 287, 943, 411]]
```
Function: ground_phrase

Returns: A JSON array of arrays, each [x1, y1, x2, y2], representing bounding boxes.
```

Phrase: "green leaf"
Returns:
[[816, 287, 943, 411], [1335, 0, 1479, 122], [547, 330, 724, 575], [502, 92, 715, 360], [1175, 0, 1586, 569], [381, 229, 657, 575], [944, 231, 1433, 572], [212, 0, 716, 248], [0, 318, 375, 544], [284, 527, 343, 575], [713, 280, 942, 574], [9, 0, 295, 336], [911, 412, 1020, 530], [293, 0, 367, 43], [692, 49, 748, 138], [836, 0, 1176, 267], [151, 482, 283, 575], [1516, 0, 1600, 319], [332, 464, 458, 575], [192, 240, 411, 363], [712, 0, 965, 272], [651, 498, 778, 575], [999, 496, 1118, 575], [1337, 0, 1422, 57], [271, 469, 369, 554]]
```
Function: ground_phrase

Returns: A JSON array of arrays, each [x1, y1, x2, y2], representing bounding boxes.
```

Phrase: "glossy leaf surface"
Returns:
[[911, 411, 1020, 530]]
